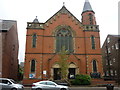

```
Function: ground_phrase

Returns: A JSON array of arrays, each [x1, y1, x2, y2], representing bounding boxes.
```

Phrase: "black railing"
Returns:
[[90, 72, 101, 78]]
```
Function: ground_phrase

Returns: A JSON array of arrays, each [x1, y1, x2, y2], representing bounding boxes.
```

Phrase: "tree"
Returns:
[[18, 64, 23, 81], [58, 46, 69, 80]]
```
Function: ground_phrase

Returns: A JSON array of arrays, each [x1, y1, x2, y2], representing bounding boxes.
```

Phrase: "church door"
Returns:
[[68, 68, 76, 79], [53, 68, 61, 80]]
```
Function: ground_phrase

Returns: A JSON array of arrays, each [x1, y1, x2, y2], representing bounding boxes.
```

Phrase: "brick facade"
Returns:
[[23, 2, 103, 84], [0, 20, 19, 80], [102, 35, 120, 82]]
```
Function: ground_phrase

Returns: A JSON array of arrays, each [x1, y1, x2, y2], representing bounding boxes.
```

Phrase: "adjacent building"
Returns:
[[0, 20, 19, 80], [102, 35, 120, 82], [24, 0, 103, 84]]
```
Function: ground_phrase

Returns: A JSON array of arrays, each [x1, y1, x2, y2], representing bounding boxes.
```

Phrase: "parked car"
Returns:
[[0, 78, 24, 90], [31, 80, 69, 90]]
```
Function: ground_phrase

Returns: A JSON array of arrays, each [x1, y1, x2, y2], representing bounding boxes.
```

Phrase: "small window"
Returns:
[[91, 35, 95, 49], [115, 70, 117, 76], [110, 70, 114, 76], [86, 26, 89, 29], [108, 48, 111, 53], [106, 60, 108, 65], [32, 34, 37, 48], [112, 45, 114, 49], [106, 71, 109, 76], [107, 37, 110, 43], [110, 60, 112, 65], [29, 24, 32, 27], [113, 58, 116, 62], [115, 43, 118, 49]]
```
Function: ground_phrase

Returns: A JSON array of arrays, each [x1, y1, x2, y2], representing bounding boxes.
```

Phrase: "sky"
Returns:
[[0, 0, 119, 63]]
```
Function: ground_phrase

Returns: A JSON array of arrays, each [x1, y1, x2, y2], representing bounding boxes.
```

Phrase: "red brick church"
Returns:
[[23, 0, 103, 84]]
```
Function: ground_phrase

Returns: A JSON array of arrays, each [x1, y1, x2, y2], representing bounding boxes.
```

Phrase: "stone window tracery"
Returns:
[[56, 29, 73, 53]]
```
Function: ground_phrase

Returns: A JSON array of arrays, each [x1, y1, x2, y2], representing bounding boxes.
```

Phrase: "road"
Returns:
[[24, 87, 120, 90]]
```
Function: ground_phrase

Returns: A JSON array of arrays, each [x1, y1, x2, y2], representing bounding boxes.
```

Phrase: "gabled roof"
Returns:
[[82, 0, 94, 13], [45, 6, 82, 25]]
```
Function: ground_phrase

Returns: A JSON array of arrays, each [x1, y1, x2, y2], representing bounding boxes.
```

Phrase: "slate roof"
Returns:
[[108, 34, 120, 38], [82, 0, 94, 13], [0, 20, 16, 31]]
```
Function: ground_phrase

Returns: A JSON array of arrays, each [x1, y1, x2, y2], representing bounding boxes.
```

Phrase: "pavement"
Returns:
[[24, 86, 120, 90]]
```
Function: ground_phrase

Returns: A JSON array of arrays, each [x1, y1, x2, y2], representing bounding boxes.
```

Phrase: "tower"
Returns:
[[81, 0, 102, 76], [82, 0, 96, 25]]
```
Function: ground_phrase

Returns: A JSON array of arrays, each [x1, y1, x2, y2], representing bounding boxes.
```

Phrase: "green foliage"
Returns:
[[18, 65, 23, 81], [58, 46, 69, 80], [71, 74, 91, 85]]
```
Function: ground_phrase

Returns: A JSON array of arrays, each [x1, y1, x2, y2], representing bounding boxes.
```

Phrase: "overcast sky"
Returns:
[[0, 0, 119, 63]]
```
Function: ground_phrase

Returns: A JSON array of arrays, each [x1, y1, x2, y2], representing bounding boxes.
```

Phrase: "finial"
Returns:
[[85, 0, 89, 2], [63, 2, 65, 6], [33, 16, 39, 23]]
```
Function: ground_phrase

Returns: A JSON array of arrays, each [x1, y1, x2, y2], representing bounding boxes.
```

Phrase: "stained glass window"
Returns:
[[56, 29, 73, 53]]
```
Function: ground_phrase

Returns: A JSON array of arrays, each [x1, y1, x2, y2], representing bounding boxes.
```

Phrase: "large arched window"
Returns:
[[31, 60, 36, 72], [93, 60, 97, 72], [56, 29, 73, 53], [32, 34, 37, 48]]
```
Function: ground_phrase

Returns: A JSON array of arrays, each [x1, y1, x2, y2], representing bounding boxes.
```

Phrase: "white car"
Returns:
[[0, 78, 24, 90], [31, 81, 69, 90]]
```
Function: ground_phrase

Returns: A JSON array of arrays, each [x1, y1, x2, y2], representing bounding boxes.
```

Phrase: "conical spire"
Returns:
[[82, 0, 94, 13]]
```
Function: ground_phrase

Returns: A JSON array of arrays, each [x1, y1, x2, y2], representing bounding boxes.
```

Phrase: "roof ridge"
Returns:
[[45, 6, 82, 25]]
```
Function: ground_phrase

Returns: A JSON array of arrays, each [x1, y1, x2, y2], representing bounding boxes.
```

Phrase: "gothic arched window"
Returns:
[[56, 29, 73, 53], [32, 34, 37, 48], [93, 60, 97, 72], [31, 60, 36, 72], [91, 35, 95, 49]]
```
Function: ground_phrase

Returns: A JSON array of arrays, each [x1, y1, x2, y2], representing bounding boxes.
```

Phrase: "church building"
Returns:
[[23, 0, 103, 84]]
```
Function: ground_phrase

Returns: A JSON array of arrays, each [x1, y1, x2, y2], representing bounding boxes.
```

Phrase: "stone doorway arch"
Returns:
[[51, 62, 78, 80], [52, 64, 61, 80], [68, 62, 77, 79]]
